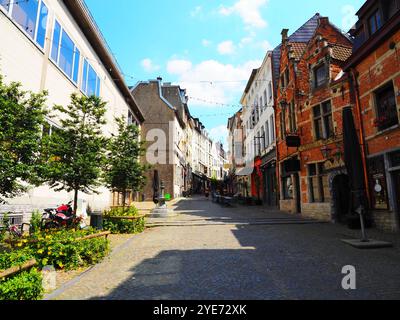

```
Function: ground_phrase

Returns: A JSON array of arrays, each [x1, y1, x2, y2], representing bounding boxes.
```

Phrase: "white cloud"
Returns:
[[257, 40, 272, 51], [209, 125, 229, 147], [217, 40, 236, 55], [219, 0, 269, 29], [341, 5, 358, 31], [166, 58, 261, 108], [202, 39, 212, 47], [141, 58, 160, 72], [190, 6, 203, 17], [167, 59, 193, 75]]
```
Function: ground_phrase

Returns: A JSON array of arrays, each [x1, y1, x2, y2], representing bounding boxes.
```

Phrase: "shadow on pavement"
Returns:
[[86, 199, 400, 300]]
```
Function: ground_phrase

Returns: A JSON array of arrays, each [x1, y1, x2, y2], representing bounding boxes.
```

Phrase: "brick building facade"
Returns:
[[276, 16, 355, 221], [345, 0, 400, 231]]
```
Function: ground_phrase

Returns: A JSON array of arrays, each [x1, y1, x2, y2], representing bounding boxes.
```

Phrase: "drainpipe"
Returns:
[[350, 68, 371, 205]]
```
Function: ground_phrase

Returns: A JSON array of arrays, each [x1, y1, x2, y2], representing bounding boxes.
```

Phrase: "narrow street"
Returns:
[[47, 198, 400, 300]]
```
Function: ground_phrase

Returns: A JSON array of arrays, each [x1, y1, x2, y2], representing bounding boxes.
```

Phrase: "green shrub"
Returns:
[[103, 206, 145, 234], [0, 268, 43, 300], [0, 248, 35, 270], [26, 229, 109, 270], [29, 210, 42, 234], [0, 249, 43, 301]]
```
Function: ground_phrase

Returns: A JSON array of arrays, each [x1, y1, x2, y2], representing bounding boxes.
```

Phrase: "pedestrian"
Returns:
[[205, 188, 210, 200]]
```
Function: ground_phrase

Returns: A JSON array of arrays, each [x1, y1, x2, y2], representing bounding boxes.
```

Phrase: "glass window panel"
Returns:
[[314, 64, 327, 87], [322, 101, 331, 114], [270, 115, 275, 142], [313, 106, 321, 117], [58, 30, 74, 78], [368, 156, 389, 210], [390, 151, 400, 167], [87, 64, 97, 96], [95, 76, 100, 97], [36, 1, 48, 48], [308, 164, 317, 176], [0, 0, 10, 12], [51, 21, 61, 62], [315, 118, 323, 140], [73, 48, 80, 84], [11, 0, 39, 39], [375, 83, 398, 131], [81, 59, 88, 92]]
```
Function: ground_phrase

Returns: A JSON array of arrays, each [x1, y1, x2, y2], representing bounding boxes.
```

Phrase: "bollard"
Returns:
[[42, 265, 57, 292]]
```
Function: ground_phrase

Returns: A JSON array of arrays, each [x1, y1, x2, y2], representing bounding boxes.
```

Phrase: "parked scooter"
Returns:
[[41, 201, 86, 230]]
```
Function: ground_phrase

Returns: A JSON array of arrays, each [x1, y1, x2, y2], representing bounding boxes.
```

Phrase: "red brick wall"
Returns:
[[276, 19, 354, 219]]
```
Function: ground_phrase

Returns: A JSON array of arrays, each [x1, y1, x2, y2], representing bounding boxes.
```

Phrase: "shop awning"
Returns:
[[236, 166, 254, 176]]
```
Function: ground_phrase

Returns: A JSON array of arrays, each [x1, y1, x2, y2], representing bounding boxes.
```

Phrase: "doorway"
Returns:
[[332, 174, 351, 224], [264, 166, 277, 207], [393, 170, 400, 228], [295, 173, 301, 214]]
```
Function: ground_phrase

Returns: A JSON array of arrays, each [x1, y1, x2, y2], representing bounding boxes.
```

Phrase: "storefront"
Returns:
[[367, 148, 400, 232], [280, 156, 301, 214], [251, 157, 263, 202], [261, 149, 277, 207]]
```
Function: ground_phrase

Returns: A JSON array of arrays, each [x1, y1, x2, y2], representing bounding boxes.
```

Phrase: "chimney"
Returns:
[[281, 29, 289, 44], [318, 17, 329, 26]]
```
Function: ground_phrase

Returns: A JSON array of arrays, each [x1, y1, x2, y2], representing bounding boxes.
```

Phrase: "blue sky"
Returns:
[[85, 0, 365, 146]]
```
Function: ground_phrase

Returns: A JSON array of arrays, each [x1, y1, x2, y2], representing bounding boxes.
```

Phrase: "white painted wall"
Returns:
[[0, 1, 140, 219], [242, 52, 276, 164]]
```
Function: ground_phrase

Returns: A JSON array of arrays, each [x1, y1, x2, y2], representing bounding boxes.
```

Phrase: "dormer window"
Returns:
[[368, 10, 382, 36]]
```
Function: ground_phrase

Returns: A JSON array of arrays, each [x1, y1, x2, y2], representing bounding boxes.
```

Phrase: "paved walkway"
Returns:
[[46, 197, 400, 300]]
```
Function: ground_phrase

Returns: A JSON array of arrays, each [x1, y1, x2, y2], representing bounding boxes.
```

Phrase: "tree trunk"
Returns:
[[122, 189, 126, 210], [74, 189, 79, 215]]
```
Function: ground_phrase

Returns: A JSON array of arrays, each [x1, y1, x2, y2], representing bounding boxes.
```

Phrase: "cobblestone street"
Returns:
[[46, 198, 400, 300]]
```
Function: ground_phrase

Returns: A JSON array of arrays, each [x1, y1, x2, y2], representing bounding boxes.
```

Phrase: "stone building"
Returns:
[[227, 109, 244, 195], [238, 51, 277, 206], [0, 0, 144, 222], [131, 78, 186, 200], [344, 0, 400, 231]]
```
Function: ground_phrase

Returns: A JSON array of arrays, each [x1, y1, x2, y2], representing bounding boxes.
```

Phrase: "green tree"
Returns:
[[0, 76, 48, 203], [104, 117, 147, 208], [45, 94, 107, 214]]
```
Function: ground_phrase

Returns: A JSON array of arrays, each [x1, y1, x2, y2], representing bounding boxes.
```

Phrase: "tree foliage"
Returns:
[[104, 117, 147, 206], [44, 93, 107, 213], [0, 76, 48, 203]]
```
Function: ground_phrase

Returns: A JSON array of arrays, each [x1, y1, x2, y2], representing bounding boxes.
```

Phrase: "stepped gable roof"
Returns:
[[272, 13, 321, 92]]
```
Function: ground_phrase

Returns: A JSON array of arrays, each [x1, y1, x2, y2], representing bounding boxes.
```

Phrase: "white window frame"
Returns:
[[0, 0, 49, 51], [81, 58, 101, 97], [50, 18, 80, 85]]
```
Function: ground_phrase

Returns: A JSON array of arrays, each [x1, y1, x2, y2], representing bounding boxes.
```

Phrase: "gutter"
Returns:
[[62, 0, 145, 123]]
